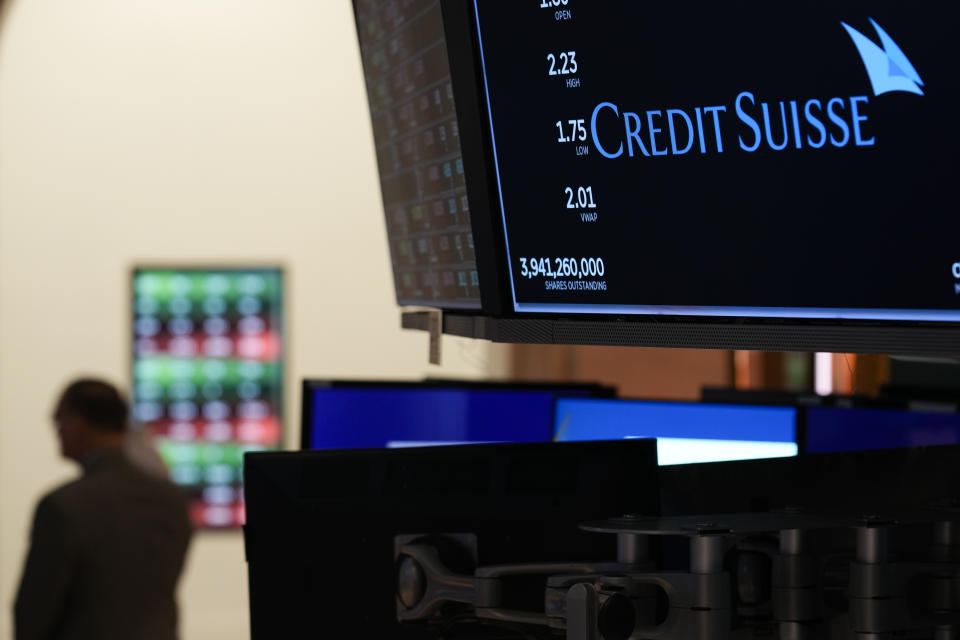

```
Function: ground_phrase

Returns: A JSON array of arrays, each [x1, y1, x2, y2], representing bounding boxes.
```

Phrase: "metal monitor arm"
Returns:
[[396, 537, 637, 629], [396, 512, 960, 640]]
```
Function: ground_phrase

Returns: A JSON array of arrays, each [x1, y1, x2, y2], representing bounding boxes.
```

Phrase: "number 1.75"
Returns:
[[556, 119, 586, 143]]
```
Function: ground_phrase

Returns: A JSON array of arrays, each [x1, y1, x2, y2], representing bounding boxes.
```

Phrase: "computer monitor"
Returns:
[[244, 440, 659, 639], [132, 267, 284, 529], [805, 406, 960, 454], [301, 380, 613, 450], [353, 0, 481, 309], [554, 398, 798, 465], [357, 1, 960, 354]]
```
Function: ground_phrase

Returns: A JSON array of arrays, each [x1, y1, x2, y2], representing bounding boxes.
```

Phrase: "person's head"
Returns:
[[53, 379, 128, 462]]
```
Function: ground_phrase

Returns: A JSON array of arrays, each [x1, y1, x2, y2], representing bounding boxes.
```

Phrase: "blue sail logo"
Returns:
[[842, 18, 924, 96]]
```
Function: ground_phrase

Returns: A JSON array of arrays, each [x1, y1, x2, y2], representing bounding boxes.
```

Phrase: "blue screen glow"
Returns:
[[304, 386, 583, 450], [554, 399, 798, 465]]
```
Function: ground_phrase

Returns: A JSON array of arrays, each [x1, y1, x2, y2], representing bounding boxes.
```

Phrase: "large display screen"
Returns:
[[805, 407, 960, 454], [302, 381, 607, 450], [472, 1, 960, 320], [354, 0, 481, 309], [132, 268, 284, 528], [554, 398, 797, 465]]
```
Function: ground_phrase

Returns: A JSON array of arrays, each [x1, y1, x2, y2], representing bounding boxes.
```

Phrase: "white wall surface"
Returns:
[[0, 1, 507, 638]]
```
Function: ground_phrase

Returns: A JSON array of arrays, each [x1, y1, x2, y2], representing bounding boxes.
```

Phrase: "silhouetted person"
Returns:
[[14, 379, 192, 640]]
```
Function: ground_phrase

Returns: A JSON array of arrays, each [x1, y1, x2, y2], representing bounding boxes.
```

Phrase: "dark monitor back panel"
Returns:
[[804, 406, 960, 455], [244, 440, 658, 639]]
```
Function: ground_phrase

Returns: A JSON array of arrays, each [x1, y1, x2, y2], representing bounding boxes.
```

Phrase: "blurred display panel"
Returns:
[[355, 0, 481, 308], [806, 407, 960, 454], [132, 268, 284, 529], [302, 382, 609, 450], [554, 398, 797, 465]]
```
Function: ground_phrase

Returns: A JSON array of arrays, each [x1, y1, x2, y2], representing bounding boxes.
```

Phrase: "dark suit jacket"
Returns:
[[14, 449, 192, 640]]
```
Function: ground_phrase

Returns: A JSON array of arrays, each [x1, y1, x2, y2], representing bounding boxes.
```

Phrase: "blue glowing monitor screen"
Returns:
[[304, 387, 578, 450], [471, 1, 960, 320], [805, 407, 960, 454], [554, 399, 797, 465]]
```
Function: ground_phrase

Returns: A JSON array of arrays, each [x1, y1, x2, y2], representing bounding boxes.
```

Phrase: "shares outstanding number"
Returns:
[[519, 257, 606, 280]]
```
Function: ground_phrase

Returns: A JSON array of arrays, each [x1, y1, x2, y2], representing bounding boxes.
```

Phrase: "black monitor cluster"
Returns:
[[354, 0, 960, 355], [244, 441, 960, 639], [244, 379, 960, 637]]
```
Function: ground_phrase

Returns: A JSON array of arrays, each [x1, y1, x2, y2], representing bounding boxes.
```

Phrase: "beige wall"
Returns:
[[512, 345, 732, 401], [0, 1, 506, 638]]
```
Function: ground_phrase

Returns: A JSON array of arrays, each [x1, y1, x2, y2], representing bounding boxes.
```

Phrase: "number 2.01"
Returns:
[[565, 186, 596, 209]]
